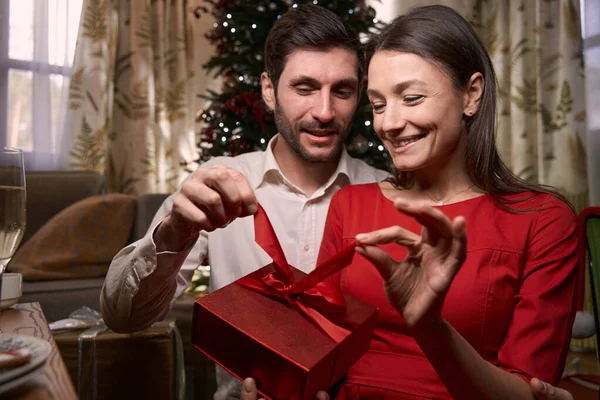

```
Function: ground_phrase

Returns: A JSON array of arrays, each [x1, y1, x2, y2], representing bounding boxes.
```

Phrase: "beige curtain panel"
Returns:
[[62, 0, 199, 195]]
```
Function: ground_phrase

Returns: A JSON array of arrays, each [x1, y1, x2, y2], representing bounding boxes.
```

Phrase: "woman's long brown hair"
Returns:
[[365, 5, 572, 212]]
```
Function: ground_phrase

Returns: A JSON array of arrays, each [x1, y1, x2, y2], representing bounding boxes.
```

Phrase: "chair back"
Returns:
[[580, 207, 600, 356]]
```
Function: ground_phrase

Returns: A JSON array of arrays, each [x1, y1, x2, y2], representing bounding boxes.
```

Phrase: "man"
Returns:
[[101, 4, 574, 400], [102, 4, 386, 399]]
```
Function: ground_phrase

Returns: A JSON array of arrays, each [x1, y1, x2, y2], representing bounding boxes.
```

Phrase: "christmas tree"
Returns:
[[195, 0, 391, 172]]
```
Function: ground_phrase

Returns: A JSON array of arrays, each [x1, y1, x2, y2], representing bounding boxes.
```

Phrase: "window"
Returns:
[[581, 0, 600, 204], [582, 0, 600, 129], [0, 0, 82, 168]]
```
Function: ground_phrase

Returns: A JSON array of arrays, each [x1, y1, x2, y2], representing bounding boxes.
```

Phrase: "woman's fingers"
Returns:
[[355, 225, 420, 247], [394, 200, 454, 239], [450, 216, 468, 265], [355, 245, 397, 281]]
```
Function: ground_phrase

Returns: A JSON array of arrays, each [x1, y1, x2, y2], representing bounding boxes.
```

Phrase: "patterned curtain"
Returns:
[[468, 0, 588, 211], [61, 0, 199, 194]]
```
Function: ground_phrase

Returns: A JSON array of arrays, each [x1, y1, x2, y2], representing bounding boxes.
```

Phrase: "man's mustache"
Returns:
[[298, 121, 343, 134]]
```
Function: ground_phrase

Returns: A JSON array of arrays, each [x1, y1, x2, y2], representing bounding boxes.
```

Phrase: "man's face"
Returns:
[[262, 48, 359, 163]]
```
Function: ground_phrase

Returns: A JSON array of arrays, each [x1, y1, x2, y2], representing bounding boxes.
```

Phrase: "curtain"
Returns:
[[61, 0, 200, 194]]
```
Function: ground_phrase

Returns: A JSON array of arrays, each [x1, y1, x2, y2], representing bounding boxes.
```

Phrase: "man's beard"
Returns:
[[274, 101, 349, 164]]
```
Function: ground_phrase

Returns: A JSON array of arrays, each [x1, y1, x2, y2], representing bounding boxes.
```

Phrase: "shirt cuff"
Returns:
[[150, 220, 200, 255]]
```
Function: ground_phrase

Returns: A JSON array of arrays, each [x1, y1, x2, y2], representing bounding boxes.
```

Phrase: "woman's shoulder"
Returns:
[[500, 191, 574, 213], [494, 191, 577, 232], [330, 183, 384, 214], [335, 182, 382, 199]]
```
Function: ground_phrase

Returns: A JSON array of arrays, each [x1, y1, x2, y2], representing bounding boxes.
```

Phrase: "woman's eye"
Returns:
[[404, 95, 423, 104], [371, 103, 385, 113]]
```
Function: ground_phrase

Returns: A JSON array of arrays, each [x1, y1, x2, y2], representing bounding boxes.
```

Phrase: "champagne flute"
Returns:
[[0, 148, 26, 320]]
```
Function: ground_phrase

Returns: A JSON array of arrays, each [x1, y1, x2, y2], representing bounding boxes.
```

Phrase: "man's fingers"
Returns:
[[356, 245, 397, 281], [355, 225, 419, 247], [226, 168, 258, 215], [241, 378, 259, 400], [530, 378, 573, 400], [183, 165, 258, 227], [199, 166, 246, 216], [182, 183, 230, 225], [171, 194, 217, 232], [316, 390, 330, 400], [241, 377, 325, 400]]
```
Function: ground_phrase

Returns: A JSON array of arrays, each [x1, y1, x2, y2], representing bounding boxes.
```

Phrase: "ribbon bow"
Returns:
[[237, 205, 357, 343]]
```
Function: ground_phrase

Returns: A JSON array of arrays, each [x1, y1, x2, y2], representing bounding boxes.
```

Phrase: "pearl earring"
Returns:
[[467, 110, 474, 116]]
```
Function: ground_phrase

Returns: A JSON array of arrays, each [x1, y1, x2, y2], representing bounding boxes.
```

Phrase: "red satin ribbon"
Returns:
[[236, 204, 357, 343]]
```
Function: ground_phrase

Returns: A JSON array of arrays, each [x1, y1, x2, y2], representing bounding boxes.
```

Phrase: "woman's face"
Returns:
[[367, 51, 469, 174]]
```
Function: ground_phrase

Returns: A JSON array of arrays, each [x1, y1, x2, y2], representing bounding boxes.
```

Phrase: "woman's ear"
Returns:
[[261, 72, 276, 111], [463, 72, 484, 117]]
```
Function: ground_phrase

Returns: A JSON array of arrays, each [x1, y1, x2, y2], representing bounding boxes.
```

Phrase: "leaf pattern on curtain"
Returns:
[[69, 117, 106, 171], [468, 0, 587, 209], [63, 0, 199, 195]]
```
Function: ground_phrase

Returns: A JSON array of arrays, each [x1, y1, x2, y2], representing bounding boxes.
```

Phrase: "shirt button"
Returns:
[[304, 245, 310, 252]]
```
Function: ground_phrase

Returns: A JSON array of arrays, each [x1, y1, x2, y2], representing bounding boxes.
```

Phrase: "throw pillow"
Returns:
[[8, 193, 136, 281]]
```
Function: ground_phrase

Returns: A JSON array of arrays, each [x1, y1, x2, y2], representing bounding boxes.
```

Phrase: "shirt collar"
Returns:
[[250, 134, 351, 191]]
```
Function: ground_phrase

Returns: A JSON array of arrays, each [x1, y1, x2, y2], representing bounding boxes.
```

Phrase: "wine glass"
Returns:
[[0, 148, 26, 318]]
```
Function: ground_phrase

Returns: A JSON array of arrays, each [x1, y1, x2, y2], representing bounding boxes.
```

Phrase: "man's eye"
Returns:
[[336, 90, 353, 99], [296, 87, 313, 95]]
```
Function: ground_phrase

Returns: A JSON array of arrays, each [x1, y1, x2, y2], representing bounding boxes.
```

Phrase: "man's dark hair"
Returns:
[[264, 4, 362, 92]]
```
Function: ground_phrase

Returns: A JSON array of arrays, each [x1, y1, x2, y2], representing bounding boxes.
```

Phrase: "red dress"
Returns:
[[317, 183, 580, 399]]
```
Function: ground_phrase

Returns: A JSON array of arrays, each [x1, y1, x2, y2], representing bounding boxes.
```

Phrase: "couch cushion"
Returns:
[[8, 193, 135, 281], [23, 171, 106, 245], [131, 193, 170, 242]]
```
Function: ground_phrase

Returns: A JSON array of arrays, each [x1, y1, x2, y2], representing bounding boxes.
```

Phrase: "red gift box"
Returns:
[[192, 206, 378, 400]]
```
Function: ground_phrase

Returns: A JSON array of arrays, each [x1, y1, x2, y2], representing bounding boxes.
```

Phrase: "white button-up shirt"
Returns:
[[101, 135, 388, 397]]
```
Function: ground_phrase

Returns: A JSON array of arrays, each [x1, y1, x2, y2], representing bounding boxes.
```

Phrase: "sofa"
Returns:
[[6, 171, 223, 399], [13, 170, 169, 322]]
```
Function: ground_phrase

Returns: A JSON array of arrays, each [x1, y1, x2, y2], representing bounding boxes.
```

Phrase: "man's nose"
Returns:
[[311, 93, 335, 123]]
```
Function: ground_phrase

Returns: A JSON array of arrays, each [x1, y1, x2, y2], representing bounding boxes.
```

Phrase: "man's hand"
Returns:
[[530, 378, 573, 400], [241, 378, 264, 400], [154, 165, 258, 252], [240, 378, 330, 400]]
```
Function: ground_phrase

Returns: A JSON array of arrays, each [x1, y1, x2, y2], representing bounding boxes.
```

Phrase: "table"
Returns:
[[0, 302, 77, 400]]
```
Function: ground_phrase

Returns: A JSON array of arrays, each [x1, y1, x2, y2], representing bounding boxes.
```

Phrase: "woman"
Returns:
[[317, 5, 580, 399]]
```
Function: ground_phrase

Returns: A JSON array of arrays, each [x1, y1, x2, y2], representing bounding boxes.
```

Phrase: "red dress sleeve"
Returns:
[[496, 199, 580, 385]]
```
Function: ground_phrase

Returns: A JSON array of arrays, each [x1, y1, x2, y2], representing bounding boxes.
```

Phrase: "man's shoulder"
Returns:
[[344, 156, 390, 184]]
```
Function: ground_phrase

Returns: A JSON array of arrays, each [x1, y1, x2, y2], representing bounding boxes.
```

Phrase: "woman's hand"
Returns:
[[355, 199, 467, 331]]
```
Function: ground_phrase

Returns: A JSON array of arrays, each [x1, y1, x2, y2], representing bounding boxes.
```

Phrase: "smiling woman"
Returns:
[[316, 5, 581, 400]]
